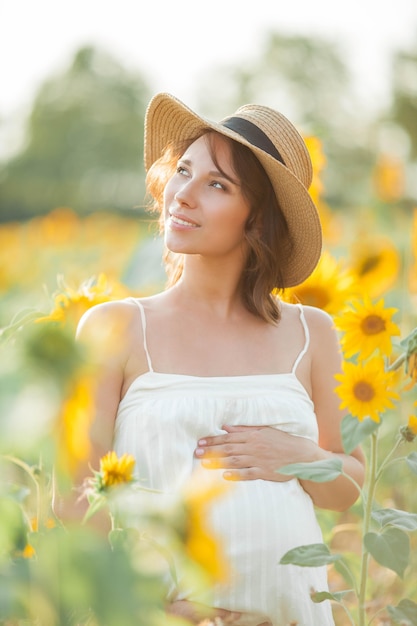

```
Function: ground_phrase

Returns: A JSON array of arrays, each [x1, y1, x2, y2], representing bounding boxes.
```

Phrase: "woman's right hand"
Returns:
[[166, 599, 241, 624]]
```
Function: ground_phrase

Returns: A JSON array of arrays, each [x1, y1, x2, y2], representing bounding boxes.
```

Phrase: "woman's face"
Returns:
[[163, 134, 251, 261]]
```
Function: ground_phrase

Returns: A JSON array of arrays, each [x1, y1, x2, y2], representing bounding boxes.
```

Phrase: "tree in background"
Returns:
[[1, 33, 416, 224], [378, 40, 417, 209], [391, 43, 417, 161], [0, 46, 151, 221]]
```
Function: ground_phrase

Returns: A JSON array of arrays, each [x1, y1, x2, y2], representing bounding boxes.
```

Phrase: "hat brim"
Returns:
[[144, 92, 322, 288]]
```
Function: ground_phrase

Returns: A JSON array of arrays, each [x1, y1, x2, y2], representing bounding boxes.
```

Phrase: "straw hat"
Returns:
[[144, 92, 322, 287]]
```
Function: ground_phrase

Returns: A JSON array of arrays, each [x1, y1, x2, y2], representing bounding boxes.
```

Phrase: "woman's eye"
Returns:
[[176, 165, 189, 176], [210, 180, 226, 191]]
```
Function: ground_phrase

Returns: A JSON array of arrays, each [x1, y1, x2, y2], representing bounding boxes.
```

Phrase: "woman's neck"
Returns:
[[171, 257, 246, 319]]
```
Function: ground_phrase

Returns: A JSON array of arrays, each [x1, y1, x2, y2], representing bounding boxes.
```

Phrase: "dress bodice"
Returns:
[[112, 299, 334, 626]]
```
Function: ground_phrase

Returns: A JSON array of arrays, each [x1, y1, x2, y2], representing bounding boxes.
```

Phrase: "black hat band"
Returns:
[[221, 117, 286, 166]]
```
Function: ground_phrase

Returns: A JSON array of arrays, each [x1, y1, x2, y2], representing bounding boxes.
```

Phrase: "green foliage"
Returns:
[[279, 403, 417, 624], [364, 528, 409, 578], [387, 598, 417, 625], [280, 543, 343, 567], [341, 415, 380, 455], [372, 508, 417, 531], [279, 457, 344, 482], [406, 451, 417, 474], [26, 526, 166, 626]]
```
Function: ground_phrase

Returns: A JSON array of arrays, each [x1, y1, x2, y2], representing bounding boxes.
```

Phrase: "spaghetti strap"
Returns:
[[292, 304, 310, 374], [129, 298, 154, 373]]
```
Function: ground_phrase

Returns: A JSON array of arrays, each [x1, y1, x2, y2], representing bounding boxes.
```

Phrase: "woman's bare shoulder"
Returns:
[[280, 301, 332, 326], [76, 298, 137, 337], [300, 305, 341, 362], [279, 301, 337, 347], [300, 304, 334, 329]]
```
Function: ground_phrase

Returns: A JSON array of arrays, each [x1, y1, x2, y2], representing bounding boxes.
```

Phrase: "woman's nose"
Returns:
[[174, 179, 197, 208]]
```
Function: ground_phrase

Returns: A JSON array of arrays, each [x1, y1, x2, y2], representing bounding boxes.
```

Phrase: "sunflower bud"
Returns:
[[400, 415, 417, 442]]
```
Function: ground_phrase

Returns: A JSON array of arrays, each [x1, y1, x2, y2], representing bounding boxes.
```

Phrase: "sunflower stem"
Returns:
[[358, 430, 378, 626], [386, 353, 406, 371], [374, 436, 403, 484], [2, 454, 42, 530]]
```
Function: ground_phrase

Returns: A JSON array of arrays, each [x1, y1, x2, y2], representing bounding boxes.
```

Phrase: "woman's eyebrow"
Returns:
[[179, 157, 238, 184]]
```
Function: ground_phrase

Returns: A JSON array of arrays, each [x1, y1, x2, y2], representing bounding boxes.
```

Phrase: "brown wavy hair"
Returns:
[[145, 130, 293, 324]]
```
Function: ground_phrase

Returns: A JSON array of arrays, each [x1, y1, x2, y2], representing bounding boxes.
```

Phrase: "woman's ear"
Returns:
[[245, 213, 262, 236]]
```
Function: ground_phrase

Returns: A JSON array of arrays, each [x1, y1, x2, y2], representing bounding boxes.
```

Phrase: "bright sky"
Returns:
[[1, 0, 417, 147]]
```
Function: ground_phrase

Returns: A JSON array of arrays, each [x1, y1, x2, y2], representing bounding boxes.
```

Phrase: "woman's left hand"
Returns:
[[194, 424, 321, 482]]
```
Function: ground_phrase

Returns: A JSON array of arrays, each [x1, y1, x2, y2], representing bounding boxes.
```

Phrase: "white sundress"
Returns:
[[113, 299, 335, 626]]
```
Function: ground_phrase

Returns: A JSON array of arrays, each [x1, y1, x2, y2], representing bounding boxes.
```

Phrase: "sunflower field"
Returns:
[[1, 136, 417, 626]]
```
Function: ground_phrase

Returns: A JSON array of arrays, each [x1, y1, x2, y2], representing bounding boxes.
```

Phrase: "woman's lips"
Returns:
[[169, 213, 200, 228]]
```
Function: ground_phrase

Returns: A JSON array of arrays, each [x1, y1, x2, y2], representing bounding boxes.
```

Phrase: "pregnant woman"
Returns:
[[75, 93, 365, 625]]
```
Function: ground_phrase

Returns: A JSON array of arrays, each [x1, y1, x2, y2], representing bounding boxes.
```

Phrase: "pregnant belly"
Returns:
[[208, 477, 323, 565], [183, 474, 329, 623]]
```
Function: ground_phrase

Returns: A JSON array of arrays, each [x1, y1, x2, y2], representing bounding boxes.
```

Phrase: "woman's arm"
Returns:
[[298, 306, 365, 511], [53, 301, 130, 525], [194, 307, 365, 513]]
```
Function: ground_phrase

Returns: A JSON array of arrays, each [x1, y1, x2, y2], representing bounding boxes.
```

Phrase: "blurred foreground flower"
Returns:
[[182, 476, 230, 583], [335, 357, 399, 422], [82, 452, 136, 525], [21, 517, 56, 559], [56, 374, 97, 476], [334, 296, 400, 360]]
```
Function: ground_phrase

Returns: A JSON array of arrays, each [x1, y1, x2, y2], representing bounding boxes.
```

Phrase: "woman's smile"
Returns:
[[168, 212, 201, 229]]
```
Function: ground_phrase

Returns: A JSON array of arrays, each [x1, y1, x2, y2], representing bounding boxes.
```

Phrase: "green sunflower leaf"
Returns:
[[364, 527, 409, 578], [280, 543, 343, 567], [387, 598, 417, 625], [341, 414, 380, 454], [311, 589, 354, 603], [406, 451, 417, 475], [372, 507, 417, 531], [278, 457, 343, 482]]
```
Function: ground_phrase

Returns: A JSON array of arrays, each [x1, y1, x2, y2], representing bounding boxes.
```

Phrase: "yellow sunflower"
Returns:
[[281, 250, 357, 315], [349, 234, 401, 298], [334, 358, 399, 422], [100, 451, 136, 488], [334, 296, 400, 360]]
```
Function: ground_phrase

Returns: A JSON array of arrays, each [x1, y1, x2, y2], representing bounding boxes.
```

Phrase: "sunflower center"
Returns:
[[360, 314, 386, 335], [358, 255, 381, 276], [298, 287, 330, 309], [104, 470, 122, 486], [353, 381, 375, 402]]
